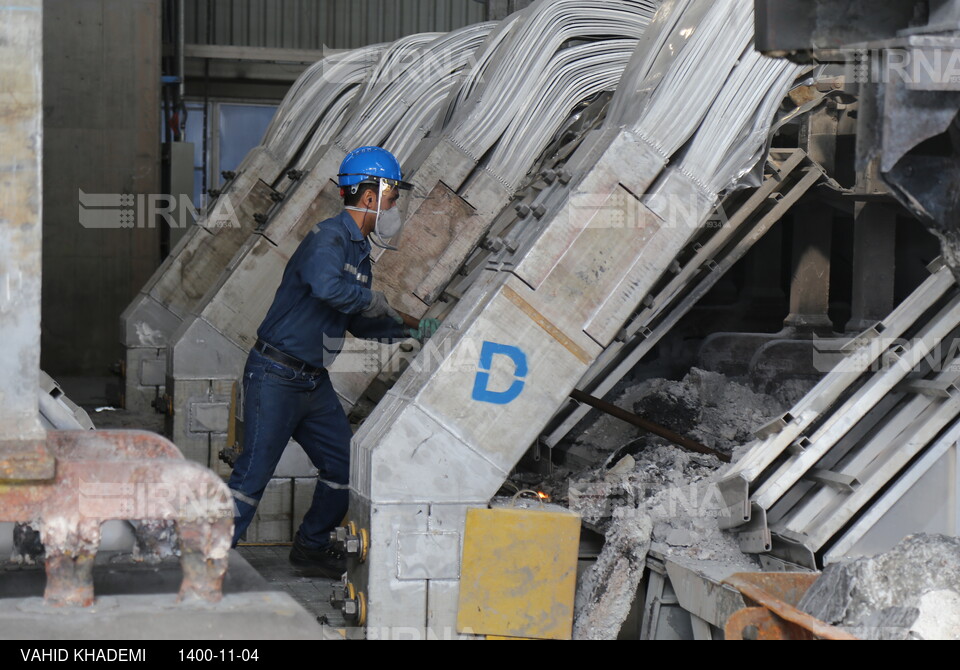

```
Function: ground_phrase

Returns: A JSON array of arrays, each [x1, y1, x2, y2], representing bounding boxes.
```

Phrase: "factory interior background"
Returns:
[[3, 0, 960, 641]]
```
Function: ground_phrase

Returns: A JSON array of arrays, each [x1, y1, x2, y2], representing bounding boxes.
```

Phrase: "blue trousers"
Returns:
[[228, 349, 352, 548]]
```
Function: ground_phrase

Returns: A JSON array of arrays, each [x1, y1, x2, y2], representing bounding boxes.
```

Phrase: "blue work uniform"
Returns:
[[228, 210, 407, 548]]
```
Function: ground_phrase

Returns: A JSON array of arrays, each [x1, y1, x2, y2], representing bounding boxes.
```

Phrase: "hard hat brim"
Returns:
[[337, 173, 414, 190]]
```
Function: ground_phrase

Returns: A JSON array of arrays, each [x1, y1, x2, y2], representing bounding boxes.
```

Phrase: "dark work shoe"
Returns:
[[289, 536, 346, 579]]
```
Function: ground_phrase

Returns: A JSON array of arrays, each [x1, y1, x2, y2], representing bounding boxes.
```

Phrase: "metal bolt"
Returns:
[[541, 169, 557, 184], [515, 203, 531, 218], [742, 625, 759, 641], [481, 237, 504, 252], [329, 525, 365, 559], [329, 584, 345, 608], [269, 191, 284, 203], [330, 582, 363, 623], [151, 394, 173, 415], [221, 170, 237, 181], [532, 205, 546, 219], [329, 528, 346, 545], [286, 169, 304, 181]]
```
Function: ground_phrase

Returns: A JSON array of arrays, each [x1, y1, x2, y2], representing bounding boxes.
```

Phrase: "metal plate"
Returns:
[[397, 531, 461, 580], [139, 358, 166, 387], [457, 506, 580, 640], [376, 181, 478, 314]]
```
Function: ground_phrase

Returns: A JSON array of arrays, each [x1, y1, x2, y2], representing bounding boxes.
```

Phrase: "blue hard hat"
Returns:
[[337, 146, 412, 190]]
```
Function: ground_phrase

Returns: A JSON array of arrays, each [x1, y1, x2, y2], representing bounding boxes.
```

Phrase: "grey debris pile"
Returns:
[[913, 590, 960, 640], [770, 377, 817, 409], [569, 368, 784, 466], [573, 508, 652, 641], [799, 534, 960, 640], [530, 369, 782, 639], [567, 443, 758, 567], [637, 368, 784, 457], [566, 442, 758, 639], [567, 444, 721, 530]]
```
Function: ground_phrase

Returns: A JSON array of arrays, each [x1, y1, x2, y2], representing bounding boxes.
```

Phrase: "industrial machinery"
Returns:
[[121, 42, 389, 413], [107, 0, 960, 639], [146, 2, 659, 536], [0, 0, 231, 611], [719, 0, 960, 570], [149, 25, 499, 474], [342, 0, 807, 638]]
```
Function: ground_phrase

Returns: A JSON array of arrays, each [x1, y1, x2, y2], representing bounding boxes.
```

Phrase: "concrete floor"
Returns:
[[236, 545, 347, 627], [0, 550, 336, 639]]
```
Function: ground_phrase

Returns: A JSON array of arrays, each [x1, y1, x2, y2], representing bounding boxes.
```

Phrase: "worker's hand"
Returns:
[[361, 291, 403, 325], [398, 311, 420, 329], [408, 318, 441, 342]]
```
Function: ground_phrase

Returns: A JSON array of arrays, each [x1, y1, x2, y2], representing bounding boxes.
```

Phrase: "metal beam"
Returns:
[[184, 43, 327, 64]]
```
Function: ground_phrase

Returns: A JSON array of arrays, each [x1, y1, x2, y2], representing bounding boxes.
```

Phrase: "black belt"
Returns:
[[253, 340, 325, 376]]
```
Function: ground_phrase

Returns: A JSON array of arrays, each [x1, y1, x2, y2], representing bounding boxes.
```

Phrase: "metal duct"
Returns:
[[348, 0, 803, 637], [121, 43, 382, 411]]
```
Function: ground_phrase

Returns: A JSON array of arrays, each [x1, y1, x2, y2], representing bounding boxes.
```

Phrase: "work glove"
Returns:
[[408, 318, 441, 342], [362, 291, 403, 325]]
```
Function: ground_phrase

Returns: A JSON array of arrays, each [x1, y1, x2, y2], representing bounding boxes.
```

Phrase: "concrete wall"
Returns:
[[0, 0, 47, 453], [42, 0, 162, 378]]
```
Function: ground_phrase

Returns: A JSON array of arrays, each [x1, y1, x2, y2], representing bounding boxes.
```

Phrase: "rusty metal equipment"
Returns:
[[2, 430, 233, 607], [0, 23, 236, 599], [1, 4, 235, 615], [723, 573, 857, 640]]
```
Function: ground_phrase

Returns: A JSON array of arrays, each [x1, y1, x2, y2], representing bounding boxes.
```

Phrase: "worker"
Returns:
[[227, 146, 440, 578]]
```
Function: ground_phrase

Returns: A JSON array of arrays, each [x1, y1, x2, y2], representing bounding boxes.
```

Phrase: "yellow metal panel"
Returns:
[[485, 636, 537, 640], [457, 506, 580, 640]]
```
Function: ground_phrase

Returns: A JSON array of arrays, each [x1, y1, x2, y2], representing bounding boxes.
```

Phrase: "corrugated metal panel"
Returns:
[[486, 0, 533, 20], [185, 0, 486, 49]]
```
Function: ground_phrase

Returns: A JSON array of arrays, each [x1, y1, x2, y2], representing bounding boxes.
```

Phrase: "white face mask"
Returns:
[[374, 206, 402, 239], [346, 181, 403, 250]]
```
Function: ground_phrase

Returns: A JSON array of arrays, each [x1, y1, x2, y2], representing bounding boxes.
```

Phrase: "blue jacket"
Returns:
[[257, 210, 408, 368]]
